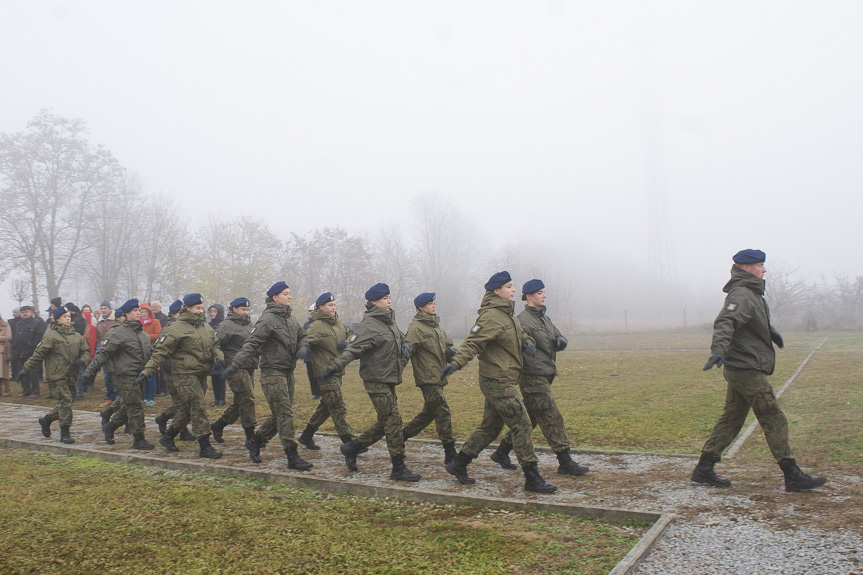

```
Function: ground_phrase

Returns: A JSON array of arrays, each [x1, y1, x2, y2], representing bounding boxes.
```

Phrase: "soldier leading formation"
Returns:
[[9, 251, 827, 494]]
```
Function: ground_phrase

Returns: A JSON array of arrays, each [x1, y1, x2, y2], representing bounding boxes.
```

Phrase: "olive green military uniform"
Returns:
[[216, 311, 257, 428], [157, 316, 179, 420], [330, 305, 409, 457], [232, 301, 305, 451], [21, 324, 90, 427], [403, 310, 455, 444], [305, 309, 354, 437], [500, 305, 570, 453], [101, 321, 126, 418], [450, 292, 537, 465], [141, 309, 223, 438], [701, 266, 793, 462], [85, 320, 152, 434]]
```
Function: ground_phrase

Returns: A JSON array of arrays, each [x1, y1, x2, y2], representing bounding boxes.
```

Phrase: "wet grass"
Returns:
[[0, 447, 646, 575]]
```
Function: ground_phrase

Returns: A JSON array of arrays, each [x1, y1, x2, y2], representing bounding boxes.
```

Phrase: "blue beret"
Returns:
[[267, 281, 289, 298], [732, 249, 766, 264], [117, 298, 140, 316], [183, 293, 203, 307], [168, 299, 183, 315], [315, 292, 335, 308], [364, 282, 390, 301], [229, 297, 250, 308], [522, 279, 545, 295], [484, 271, 512, 291], [53, 305, 69, 320], [414, 292, 435, 308]]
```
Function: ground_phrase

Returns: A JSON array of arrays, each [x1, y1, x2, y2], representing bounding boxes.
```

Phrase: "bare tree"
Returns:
[[7, 277, 30, 308]]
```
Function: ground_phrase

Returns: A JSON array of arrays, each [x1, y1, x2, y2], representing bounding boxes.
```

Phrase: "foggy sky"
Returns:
[[2, 1, 862, 316]]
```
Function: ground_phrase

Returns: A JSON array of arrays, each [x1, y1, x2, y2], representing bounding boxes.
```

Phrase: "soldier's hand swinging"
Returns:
[[440, 363, 458, 380], [297, 346, 309, 360], [224, 365, 238, 379], [523, 340, 537, 357], [445, 347, 457, 360], [337, 341, 348, 351], [76, 358, 87, 370], [212, 358, 223, 372], [134, 373, 147, 385], [555, 336, 568, 352], [769, 327, 784, 349], [320, 365, 337, 380], [401, 342, 412, 359], [702, 354, 724, 370]]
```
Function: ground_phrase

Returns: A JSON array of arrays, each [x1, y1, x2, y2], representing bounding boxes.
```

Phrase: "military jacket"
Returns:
[[11, 316, 45, 359], [711, 266, 776, 375], [518, 305, 562, 377], [451, 292, 533, 382], [331, 305, 407, 384], [85, 320, 152, 379], [232, 302, 306, 372], [406, 311, 453, 386], [306, 310, 353, 378], [216, 311, 256, 368], [21, 323, 89, 381], [142, 310, 223, 377]]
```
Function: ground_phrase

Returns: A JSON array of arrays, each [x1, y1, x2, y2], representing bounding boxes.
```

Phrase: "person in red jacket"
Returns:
[[139, 303, 162, 406]]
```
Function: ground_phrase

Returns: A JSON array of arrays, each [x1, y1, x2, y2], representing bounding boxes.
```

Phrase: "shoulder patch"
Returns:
[[158, 335, 167, 344], [101, 339, 108, 346], [349, 334, 358, 342], [470, 324, 481, 333], [35, 341, 42, 348], [250, 327, 256, 334], [726, 303, 737, 311]]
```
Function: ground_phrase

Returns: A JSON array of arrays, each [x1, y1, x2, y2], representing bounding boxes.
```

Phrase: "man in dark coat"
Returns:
[[11, 305, 45, 396]]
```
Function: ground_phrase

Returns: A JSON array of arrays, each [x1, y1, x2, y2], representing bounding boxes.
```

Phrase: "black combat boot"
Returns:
[[243, 426, 256, 449], [247, 432, 263, 463], [390, 455, 421, 482], [523, 463, 557, 493], [691, 453, 731, 487], [286, 445, 313, 471], [339, 434, 368, 453], [490, 440, 518, 470], [159, 427, 180, 452], [556, 449, 590, 475], [101, 409, 114, 426], [179, 427, 196, 441], [154, 412, 169, 435], [102, 420, 120, 445], [779, 459, 827, 492], [443, 442, 457, 465], [124, 424, 131, 434], [132, 432, 154, 450], [59, 425, 75, 444], [340, 439, 362, 472], [298, 425, 320, 450], [38, 413, 58, 438], [446, 451, 476, 485], [198, 433, 222, 459], [210, 418, 227, 444]]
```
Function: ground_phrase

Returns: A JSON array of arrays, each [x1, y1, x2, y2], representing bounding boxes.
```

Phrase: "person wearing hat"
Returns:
[[153, 300, 195, 442], [95, 301, 118, 407], [45, 296, 63, 329], [210, 297, 258, 447], [83, 299, 155, 450], [19, 306, 90, 444], [490, 280, 590, 477], [225, 281, 312, 471], [65, 303, 91, 401], [303, 302, 322, 401], [401, 292, 458, 465], [207, 303, 226, 407], [322, 282, 421, 482], [296, 292, 357, 452], [696, 249, 827, 492], [138, 293, 224, 459], [11, 305, 46, 397], [440, 271, 557, 494]]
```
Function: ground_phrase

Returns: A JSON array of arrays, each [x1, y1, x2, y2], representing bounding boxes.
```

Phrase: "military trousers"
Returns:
[[219, 369, 257, 428], [161, 369, 180, 420], [257, 369, 297, 451], [307, 375, 353, 437], [168, 373, 211, 439], [702, 367, 795, 462], [109, 374, 146, 434], [462, 377, 537, 465], [403, 384, 455, 444], [357, 381, 405, 458], [502, 374, 570, 453], [45, 377, 75, 427]]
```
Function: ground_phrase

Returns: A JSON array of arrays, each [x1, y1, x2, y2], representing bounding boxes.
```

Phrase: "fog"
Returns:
[[2, 1, 862, 329]]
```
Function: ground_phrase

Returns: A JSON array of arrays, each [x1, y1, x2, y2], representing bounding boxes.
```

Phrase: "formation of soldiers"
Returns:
[[21, 272, 586, 494], [18, 250, 829, 494]]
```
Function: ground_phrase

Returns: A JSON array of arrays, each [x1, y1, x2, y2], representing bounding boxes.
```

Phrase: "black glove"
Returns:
[[297, 346, 309, 361], [702, 354, 724, 371], [320, 365, 337, 380], [523, 340, 537, 357], [445, 347, 457, 360], [76, 358, 86, 370], [337, 341, 348, 351], [224, 365, 238, 379], [212, 358, 223, 372], [134, 373, 147, 386], [555, 336, 568, 352], [440, 363, 458, 380], [770, 327, 784, 349], [401, 342, 412, 359], [82, 372, 95, 389]]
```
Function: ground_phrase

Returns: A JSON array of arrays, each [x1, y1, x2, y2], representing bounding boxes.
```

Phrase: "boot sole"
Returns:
[[159, 437, 179, 452], [298, 439, 321, 450], [525, 485, 558, 494], [288, 463, 313, 471], [199, 452, 222, 459], [133, 443, 155, 450], [558, 466, 590, 476], [390, 474, 421, 482], [786, 477, 827, 492], [445, 462, 476, 485], [691, 475, 731, 488], [490, 453, 518, 470]]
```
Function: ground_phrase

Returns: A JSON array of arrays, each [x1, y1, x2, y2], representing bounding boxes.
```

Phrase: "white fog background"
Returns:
[[1, 1, 862, 332]]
